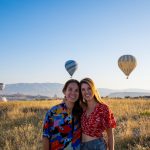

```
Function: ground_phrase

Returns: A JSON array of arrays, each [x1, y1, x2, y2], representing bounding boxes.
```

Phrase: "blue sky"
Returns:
[[0, 0, 150, 90]]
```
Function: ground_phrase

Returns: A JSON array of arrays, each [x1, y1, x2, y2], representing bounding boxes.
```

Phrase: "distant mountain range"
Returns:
[[99, 88, 150, 98], [1, 83, 150, 98], [2, 83, 64, 98]]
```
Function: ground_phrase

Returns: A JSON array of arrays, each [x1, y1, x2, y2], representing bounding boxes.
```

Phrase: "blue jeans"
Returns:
[[80, 138, 107, 150]]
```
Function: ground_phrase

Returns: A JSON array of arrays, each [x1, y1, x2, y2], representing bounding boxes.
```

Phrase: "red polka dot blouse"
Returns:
[[81, 103, 116, 137]]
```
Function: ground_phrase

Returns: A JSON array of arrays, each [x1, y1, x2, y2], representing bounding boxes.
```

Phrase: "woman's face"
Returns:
[[81, 83, 94, 102], [64, 82, 79, 103]]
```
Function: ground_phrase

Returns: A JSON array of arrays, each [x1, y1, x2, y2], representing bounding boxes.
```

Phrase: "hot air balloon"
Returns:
[[65, 60, 78, 77], [118, 55, 137, 79], [0, 83, 5, 90]]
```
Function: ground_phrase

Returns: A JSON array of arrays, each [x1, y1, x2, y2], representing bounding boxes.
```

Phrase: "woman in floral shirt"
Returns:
[[80, 78, 116, 150], [43, 79, 83, 150]]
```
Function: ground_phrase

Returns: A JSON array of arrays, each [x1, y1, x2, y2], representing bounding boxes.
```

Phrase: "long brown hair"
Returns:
[[80, 78, 104, 106], [63, 79, 83, 120]]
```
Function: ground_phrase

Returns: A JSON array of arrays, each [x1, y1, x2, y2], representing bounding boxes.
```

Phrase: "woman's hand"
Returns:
[[43, 137, 50, 150]]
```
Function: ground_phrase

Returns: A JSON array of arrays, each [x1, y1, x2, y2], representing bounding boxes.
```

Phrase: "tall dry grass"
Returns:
[[0, 99, 149, 150]]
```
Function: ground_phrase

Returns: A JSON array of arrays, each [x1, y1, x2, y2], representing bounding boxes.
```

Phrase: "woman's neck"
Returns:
[[87, 98, 97, 112], [65, 100, 74, 112]]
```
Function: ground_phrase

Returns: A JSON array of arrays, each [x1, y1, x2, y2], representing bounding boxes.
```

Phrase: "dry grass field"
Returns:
[[0, 99, 149, 150]]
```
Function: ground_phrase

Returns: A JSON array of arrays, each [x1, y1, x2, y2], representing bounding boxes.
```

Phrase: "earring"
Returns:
[[83, 98, 86, 102]]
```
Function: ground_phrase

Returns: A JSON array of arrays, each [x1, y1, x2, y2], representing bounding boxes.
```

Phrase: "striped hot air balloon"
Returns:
[[65, 60, 78, 77], [118, 55, 137, 79]]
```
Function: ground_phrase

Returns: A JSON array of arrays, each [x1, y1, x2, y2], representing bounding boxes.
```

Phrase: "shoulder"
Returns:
[[51, 102, 65, 110], [46, 102, 65, 115], [96, 103, 111, 114], [97, 102, 109, 110]]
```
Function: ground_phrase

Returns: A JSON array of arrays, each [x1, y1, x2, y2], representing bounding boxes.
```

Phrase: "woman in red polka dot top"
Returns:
[[80, 78, 116, 150]]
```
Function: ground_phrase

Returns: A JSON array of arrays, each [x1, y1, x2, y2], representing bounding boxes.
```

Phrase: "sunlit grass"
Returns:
[[0, 99, 150, 150]]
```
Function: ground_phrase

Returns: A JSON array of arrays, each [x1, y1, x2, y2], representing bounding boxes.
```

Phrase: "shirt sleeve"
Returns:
[[103, 105, 116, 129], [43, 109, 53, 139]]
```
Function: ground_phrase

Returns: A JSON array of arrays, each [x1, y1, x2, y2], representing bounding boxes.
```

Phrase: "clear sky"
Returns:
[[0, 0, 150, 90]]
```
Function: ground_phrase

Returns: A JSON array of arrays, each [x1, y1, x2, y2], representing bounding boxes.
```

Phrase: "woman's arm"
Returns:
[[106, 128, 114, 150], [43, 137, 50, 150]]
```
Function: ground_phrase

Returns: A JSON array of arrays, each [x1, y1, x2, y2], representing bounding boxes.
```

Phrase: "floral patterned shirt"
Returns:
[[43, 102, 81, 150], [81, 103, 116, 137]]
